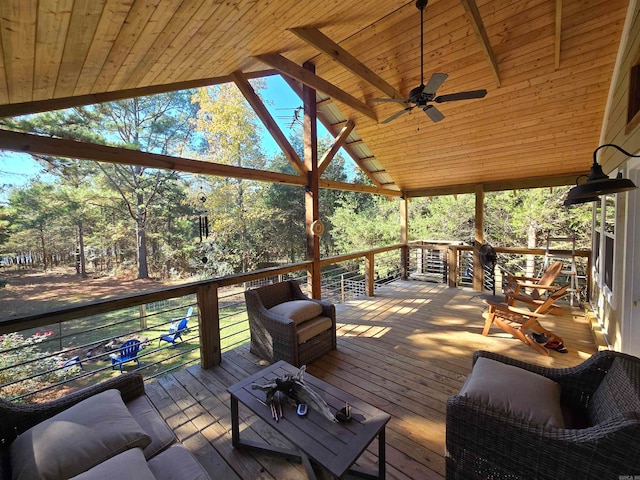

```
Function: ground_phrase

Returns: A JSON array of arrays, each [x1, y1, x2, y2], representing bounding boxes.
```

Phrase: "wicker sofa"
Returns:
[[0, 373, 211, 480], [244, 280, 336, 367], [446, 349, 640, 480]]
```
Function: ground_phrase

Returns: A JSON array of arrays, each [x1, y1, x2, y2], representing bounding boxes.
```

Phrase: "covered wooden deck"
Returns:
[[144, 281, 598, 480]]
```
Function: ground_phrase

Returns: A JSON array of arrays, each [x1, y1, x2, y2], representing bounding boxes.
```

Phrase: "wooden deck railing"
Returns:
[[0, 242, 591, 400]]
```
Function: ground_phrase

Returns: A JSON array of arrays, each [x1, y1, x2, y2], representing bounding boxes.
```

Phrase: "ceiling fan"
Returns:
[[372, 0, 487, 124]]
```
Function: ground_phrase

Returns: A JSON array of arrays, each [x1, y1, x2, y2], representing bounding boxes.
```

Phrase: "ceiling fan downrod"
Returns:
[[416, 0, 428, 86]]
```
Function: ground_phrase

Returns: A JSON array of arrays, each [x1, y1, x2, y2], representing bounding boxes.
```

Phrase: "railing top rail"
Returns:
[[1, 243, 591, 334], [0, 261, 311, 334], [319, 244, 404, 266], [410, 243, 590, 258]]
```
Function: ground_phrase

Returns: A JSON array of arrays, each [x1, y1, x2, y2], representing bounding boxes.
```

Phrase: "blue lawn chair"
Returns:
[[158, 306, 193, 347], [159, 317, 189, 347], [109, 339, 141, 372]]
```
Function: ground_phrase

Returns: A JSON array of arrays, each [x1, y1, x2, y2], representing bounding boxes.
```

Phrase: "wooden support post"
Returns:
[[473, 185, 485, 291], [400, 197, 409, 280], [365, 252, 375, 297], [448, 246, 458, 288], [197, 282, 221, 368], [303, 62, 321, 299], [139, 304, 147, 329]]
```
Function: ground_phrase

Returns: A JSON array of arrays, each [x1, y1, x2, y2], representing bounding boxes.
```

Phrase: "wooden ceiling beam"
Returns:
[[459, 0, 500, 87], [0, 129, 305, 186], [319, 178, 401, 196], [0, 69, 279, 119], [0, 129, 399, 196], [404, 173, 586, 198], [281, 75, 386, 189], [289, 26, 403, 100], [230, 71, 307, 176], [555, 0, 563, 70], [254, 54, 377, 121], [318, 120, 354, 176]]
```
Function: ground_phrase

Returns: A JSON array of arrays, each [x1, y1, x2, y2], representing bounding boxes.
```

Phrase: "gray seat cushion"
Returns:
[[126, 395, 176, 459], [68, 448, 155, 480], [147, 445, 211, 480], [297, 316, 333, 343]]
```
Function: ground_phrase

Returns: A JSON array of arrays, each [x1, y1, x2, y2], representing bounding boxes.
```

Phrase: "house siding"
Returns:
[[594, 0, 640, 353]]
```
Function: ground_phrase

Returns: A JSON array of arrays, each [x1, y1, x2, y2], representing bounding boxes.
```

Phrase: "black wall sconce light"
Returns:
[[564, 144, 639, 206]]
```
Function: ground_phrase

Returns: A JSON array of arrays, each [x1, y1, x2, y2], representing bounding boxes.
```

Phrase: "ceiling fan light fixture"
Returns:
[[564, 144, 639, 204]]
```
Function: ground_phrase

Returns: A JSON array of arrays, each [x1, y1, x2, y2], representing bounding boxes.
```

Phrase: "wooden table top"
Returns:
[[228, 360, 391, 478]]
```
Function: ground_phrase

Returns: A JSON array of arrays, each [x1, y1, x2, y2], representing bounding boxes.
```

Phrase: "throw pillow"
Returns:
[[459, 357, 565, 428]]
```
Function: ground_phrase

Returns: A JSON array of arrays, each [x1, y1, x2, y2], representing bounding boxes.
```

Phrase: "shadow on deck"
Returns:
[[145, 281, 598, 480]]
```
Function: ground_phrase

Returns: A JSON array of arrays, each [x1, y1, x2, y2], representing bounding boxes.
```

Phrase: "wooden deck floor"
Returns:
[[144, 281, 598, 480]]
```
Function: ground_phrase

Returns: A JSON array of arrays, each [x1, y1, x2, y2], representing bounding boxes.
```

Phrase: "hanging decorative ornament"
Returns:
[[196, 187, 211, 265], [197, 188, 209, 243], [310, 219, 324, 236]]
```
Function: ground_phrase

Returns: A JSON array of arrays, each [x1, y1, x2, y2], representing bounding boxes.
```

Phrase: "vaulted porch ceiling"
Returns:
[[0, 0, 629, 197]]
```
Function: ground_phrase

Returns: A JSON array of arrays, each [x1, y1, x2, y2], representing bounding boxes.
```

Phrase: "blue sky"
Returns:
[[0, 75, 330, 196]]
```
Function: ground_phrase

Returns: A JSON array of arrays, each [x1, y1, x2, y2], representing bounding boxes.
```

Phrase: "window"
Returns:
[[627, 49, 640, 132], [594, 193, 616, 298]]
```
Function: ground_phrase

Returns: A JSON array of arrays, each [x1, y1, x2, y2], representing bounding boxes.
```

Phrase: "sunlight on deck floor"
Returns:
[[146, 280, 597, 480]]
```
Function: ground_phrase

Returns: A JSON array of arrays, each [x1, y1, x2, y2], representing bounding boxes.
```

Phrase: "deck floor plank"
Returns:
[[146, 281, 597, 479]]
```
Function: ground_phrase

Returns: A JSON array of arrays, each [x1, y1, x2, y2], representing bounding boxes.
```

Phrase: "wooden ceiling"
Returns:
[[0, 0, 630, 197]]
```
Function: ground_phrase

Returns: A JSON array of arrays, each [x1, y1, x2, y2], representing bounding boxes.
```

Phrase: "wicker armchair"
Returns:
[[244, 280, 336, 367], [446, 350, 640, 480]]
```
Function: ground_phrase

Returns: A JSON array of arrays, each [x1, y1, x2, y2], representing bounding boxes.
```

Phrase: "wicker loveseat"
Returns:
[[0, 373, 211, 480], [244, 280, 336, 367], [446, 350, 640, 479]]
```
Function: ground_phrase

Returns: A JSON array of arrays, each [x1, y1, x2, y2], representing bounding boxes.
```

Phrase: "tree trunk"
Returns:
[[78, 220, 87, 277], [39, 225, 48, 271], [136, 216, 149, 279]]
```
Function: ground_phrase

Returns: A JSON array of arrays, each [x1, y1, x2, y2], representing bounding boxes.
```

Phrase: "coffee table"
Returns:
[[228, 360, 391, 479]]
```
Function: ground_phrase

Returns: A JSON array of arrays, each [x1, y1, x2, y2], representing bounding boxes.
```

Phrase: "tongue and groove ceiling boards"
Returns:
[[0, 0, 629, 196]]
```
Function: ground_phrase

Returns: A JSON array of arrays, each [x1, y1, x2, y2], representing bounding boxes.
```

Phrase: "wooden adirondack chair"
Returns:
[[503, 261, 564, 310], [482, 284, 569, 355]]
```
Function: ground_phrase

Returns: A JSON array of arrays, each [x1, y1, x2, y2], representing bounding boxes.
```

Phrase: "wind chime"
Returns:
[[197, 188, 210, 264]]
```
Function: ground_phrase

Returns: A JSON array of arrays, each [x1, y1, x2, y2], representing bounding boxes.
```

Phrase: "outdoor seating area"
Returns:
[[0, 372, 210, 480], [244, 280, 337, 367], [446, 349, 640, 479], [132, 281, 598, 479]]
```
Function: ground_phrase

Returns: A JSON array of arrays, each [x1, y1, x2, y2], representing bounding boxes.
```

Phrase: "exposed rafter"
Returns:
[[230, 71, 307, 176], [289, 27, 403, 100], [281, 75, 387, 189], [254, 54, 377, 121], [459, 0, 500, 87], [319, 120, 355, 175], [0, 70, 279, 119], [555, 0, 563, 70]]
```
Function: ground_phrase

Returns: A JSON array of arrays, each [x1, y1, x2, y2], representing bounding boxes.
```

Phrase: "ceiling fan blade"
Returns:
[[381, 107, 413, 124], [371, 97, 408, 104], [423, 105, 445, 123], [422, 73, 448, 95], [434, 89, 487, 103]]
